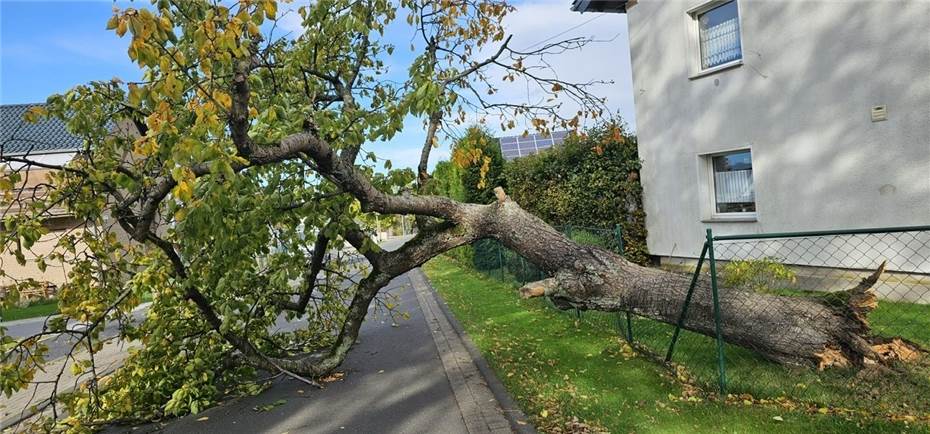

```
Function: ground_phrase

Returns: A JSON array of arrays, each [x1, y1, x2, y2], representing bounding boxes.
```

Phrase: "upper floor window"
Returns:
[[695, 1, 742, 70]]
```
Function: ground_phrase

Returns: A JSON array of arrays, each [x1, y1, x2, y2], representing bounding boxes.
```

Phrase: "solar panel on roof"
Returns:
[[497, 130, 570, 161]]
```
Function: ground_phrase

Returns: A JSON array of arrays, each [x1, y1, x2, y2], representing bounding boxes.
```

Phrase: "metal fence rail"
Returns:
[[447, 223, 930, 417]]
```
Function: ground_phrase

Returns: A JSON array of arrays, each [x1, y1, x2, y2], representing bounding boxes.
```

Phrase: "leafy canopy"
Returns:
[[0, 0, 608, 429]]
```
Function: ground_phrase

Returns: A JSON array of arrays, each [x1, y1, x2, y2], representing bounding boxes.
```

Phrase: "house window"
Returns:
[[696, 1, 742, 70], [711, 150, 754, 214]]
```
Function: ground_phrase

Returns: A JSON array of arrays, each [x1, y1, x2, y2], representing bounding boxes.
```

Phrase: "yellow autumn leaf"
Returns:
[[116, 19, 128, 37], [264, 0, 277, 19], [23, 106, 47, 123], [174, 180, 193, 202], [213, 90, 232, 111]]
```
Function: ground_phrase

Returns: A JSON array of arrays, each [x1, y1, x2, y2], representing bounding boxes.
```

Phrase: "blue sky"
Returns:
[[1, 0, 635, 169]]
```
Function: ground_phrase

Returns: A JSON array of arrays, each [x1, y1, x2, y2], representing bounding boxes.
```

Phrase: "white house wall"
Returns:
[[627, 0, 930, 259], [3, 152, 75, 170]]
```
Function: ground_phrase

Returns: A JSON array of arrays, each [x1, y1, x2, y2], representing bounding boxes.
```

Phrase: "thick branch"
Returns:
[[276, 232, 330, 312], [417, 111, 443, 190]]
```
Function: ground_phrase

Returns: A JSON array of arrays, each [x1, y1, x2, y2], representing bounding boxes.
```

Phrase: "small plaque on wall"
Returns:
[[871, 105, 888, 122]]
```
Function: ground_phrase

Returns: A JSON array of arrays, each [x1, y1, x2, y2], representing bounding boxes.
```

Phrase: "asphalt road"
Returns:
[[105, 271, 470, 434], [2, 307, 147, 361]]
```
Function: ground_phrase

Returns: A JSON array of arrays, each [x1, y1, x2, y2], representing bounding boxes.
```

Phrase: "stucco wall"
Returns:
[[2, 153, 138, 289], [627, 0, 930, 259], [0, 221, 78, 288]]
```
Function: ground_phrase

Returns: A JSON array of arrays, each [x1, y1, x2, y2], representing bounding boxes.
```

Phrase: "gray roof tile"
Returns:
[[1, 104, 83, 156]]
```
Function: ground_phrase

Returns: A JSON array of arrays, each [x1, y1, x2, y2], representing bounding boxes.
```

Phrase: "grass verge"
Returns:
[[423, 256, 928, 433], [0, 299, 59, 322], [1, 293, 154, 323]]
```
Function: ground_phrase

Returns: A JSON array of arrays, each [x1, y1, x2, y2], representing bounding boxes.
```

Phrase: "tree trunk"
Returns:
[[485, 188, 896, 368], [211, 134, 919, 376]]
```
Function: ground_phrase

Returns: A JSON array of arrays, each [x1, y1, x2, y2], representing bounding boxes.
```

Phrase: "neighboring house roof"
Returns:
[[0, 103, 83, 156], [571, 0, 629, 13]]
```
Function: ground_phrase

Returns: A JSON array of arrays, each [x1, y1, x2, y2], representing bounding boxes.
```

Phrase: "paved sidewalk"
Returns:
[[105, 269, 528, 433], [409, 270, 514, 434]]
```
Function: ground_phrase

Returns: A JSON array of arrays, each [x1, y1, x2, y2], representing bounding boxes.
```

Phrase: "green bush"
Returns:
[[503, 121, 649, 264], [721, 258, 797, 293], [471, 239, 501, 271], [426, 160, 466, 202], [450, 126, 505, 205], [568, 228, 610, 249], [430, 122, 648, 265], [446, 244, 474, 265]]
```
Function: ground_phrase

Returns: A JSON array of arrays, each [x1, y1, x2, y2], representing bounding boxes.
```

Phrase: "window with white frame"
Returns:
[[694, 1, 742, 70], [711, 150, 755, 214]]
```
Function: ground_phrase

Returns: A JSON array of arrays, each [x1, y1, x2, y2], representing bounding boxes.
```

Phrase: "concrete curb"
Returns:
[[409, 268, 536, 434]]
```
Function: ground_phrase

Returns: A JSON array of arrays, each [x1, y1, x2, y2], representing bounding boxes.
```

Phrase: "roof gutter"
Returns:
[[570, 0, 629, 13]]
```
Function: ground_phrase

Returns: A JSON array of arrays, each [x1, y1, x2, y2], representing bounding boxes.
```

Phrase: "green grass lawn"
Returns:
[[766, 287, 930, 348], [0, 298, 59, 322], [580, 307, 930, 421], [423, 256, 929, 433], [0, 293, 154, 323], [872, 299, 930, 347]]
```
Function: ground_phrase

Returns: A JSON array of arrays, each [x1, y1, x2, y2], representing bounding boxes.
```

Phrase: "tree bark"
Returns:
[[266, 131, 914, 371], [483, 188, 894, 368], [143, 130, 915, 377]]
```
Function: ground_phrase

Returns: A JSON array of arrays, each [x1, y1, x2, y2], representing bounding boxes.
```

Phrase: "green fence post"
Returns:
[[665, 241, 709, 362], [614, 223, 625, 256], [563, 225, 580, 318], [706, 228, 728, 395], [497, 240, 504, 280], [625, 311, 633, 342]]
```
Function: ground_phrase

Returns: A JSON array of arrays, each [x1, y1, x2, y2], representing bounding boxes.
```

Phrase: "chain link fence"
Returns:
[[449, 225, 623, 284], [445, 224, 930, 418]]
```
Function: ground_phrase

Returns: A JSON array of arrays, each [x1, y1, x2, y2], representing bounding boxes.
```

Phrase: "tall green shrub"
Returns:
[[503, 121, 649, 264], [419, 127, 504, 269], [426, 161, 466, 201], [451, 126, 505, 204]]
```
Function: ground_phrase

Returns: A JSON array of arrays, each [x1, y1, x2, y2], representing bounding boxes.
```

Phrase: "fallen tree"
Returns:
[[0, 0, 920, 428]]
